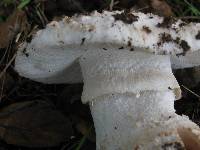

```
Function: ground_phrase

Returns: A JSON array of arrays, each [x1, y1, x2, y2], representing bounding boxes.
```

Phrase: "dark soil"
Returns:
[[0, 0, 200, 150]]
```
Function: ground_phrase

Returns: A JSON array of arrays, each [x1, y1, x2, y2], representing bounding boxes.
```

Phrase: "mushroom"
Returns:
[[15, 11, 200, 149]]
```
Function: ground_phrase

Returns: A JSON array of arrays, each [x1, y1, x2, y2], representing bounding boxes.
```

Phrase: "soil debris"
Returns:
[[180, 40, 190, 53], [196, 31, 200, 40], [113, 12, 138, 24], [161, 142, 185, 150], [142, 26, 151, 33], [157, 17, 175, 28]]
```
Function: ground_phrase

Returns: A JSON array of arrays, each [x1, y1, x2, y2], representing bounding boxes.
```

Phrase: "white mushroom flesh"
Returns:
[[15, 11, 200, 83]]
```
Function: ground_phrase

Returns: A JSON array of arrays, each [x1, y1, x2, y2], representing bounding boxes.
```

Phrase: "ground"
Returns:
[[0, 0, 200, 150]]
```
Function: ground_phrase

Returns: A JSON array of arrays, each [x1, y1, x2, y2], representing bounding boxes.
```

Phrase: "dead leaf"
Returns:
[[136, 0, 173, 17], [0, 9, 29, 48], [150, 0, 174, 17], [0, 100, 73, 147], [73, 115, 95, 142], [0, 72, 14, 93]]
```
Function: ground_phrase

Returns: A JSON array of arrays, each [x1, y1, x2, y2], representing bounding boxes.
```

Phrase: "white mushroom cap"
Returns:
[[15, 10, 200, 83]]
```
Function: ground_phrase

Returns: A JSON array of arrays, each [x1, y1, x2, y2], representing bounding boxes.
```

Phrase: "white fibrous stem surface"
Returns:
[[15, 10, 200, 83], [80, 50, 200, 150], [90, 92, 198, 150]]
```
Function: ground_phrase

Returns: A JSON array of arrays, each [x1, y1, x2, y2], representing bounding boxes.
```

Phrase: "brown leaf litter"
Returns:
[[0, 100, 73, 147], [0, 10, 28, 48], [137, 0, 174, 17]]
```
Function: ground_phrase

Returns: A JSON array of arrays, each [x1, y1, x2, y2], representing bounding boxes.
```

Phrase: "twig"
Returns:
[[109, 0, 114, 11], [136, 6, 150, 11], [0, 38, 14, 65], [35, 4, 47, 28], [75, 126, 92, 150], [0, 74, 6, 101], [181, 85, 200, 99], [37, 5, 48, 24], [0, 53, 17, 80], [178, 16, 200, 20]]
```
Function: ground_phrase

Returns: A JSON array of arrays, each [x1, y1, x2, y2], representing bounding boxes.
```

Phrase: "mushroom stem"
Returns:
[[79, 49, 199, 149], [90, 91, 178, 149]]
